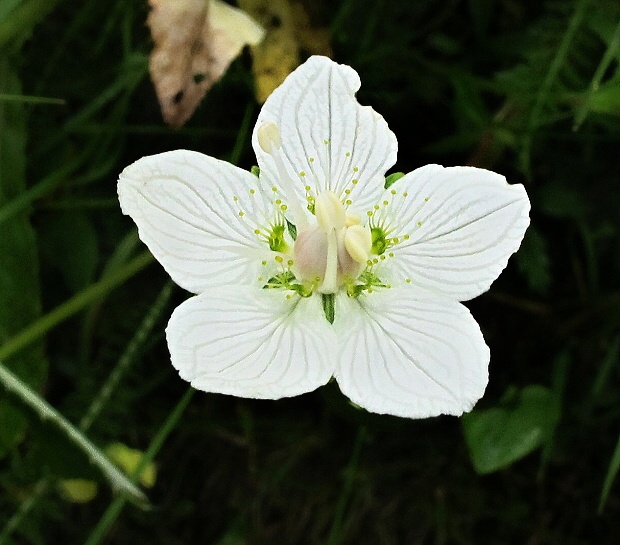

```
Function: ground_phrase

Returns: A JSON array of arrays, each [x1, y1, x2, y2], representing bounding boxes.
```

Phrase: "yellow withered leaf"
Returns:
[[148, 0, 264, 128], [238, 0, 331, 103], [58, 479, 98, 503]]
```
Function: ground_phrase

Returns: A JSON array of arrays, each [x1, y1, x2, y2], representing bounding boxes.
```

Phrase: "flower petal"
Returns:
[[118, 150, 275, 294], [384, 165, 530, 300], [253, 56, 397, 212], [166, 287, 336, 398], [334, 289, 489, 418]]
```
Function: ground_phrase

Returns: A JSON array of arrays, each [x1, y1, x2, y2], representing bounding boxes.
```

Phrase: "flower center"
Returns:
[[257, 121, 376, 299], [294, 190, 371, 294]]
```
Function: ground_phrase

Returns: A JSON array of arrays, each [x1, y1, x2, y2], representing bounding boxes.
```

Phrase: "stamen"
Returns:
[[344, 224, 371, 264], [315, 190, 345, 232]]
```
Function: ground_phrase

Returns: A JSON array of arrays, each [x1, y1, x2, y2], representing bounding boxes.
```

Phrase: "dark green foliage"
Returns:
[[462, 385, 560, 474], [0, 59, 47, 458], [0, 0, 619, 544]]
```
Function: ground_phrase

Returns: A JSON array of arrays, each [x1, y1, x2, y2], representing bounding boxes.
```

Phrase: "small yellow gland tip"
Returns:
[[257, 122, 282, 154]]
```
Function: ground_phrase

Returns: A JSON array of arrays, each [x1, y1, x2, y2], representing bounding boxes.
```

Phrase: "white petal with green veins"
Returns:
[[334, 289, 489, 418], [167, 286, 336, 398], [118, 150, 274, 294], [252, 56, 397, 212], [379, 164, 530, 299]]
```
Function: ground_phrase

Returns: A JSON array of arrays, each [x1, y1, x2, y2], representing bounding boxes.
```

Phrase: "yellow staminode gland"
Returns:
[[257, 121, 282, 153]]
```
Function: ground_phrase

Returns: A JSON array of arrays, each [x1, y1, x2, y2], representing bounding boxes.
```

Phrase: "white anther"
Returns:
[[315, 191, 345, 233], [344, 224, 372, 264]]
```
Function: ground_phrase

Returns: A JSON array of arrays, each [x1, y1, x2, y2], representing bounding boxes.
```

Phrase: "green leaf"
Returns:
[[462, 385, 560, 474], [0, 58, 47, 458], [0, 0, 64, 51], [0, 0, 23, 22]]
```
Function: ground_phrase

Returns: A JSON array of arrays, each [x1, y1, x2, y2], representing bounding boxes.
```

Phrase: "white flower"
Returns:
[[118, 56, 530, 418]]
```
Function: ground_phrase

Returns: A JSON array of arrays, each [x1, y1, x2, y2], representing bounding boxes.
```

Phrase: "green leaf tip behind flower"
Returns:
[[384, 171, 404, 189]]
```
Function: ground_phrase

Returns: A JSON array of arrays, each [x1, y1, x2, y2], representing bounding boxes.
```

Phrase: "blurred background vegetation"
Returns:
[[1, 0, 620, 543]]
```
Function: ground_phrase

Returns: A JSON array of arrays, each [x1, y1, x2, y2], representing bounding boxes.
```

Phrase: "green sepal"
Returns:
[[250, 165, 260, 177], [322, 294, 335, 324], [384, 172, 405, 189], [286, 219, 297, 241]]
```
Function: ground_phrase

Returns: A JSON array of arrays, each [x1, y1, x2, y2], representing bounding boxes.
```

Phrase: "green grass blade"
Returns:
[[599, 432, 620, 513], [83, 388, 195, 545], [79, 281, 174, 430], [0, 250, 153, 362], [0, 478, 51, 545], [0, 361, 148, 507], [0, 281, 174, 543], [573, 17, 620, 130], [326, 426, 367, 545], [521, 0, 591, 176], [0, 55, 48, 457], [0, 165, 73, 227], [0, 93, 65, 105]]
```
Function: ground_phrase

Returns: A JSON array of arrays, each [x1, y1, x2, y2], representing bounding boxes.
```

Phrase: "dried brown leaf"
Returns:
[[148, 0, 264, 128]]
